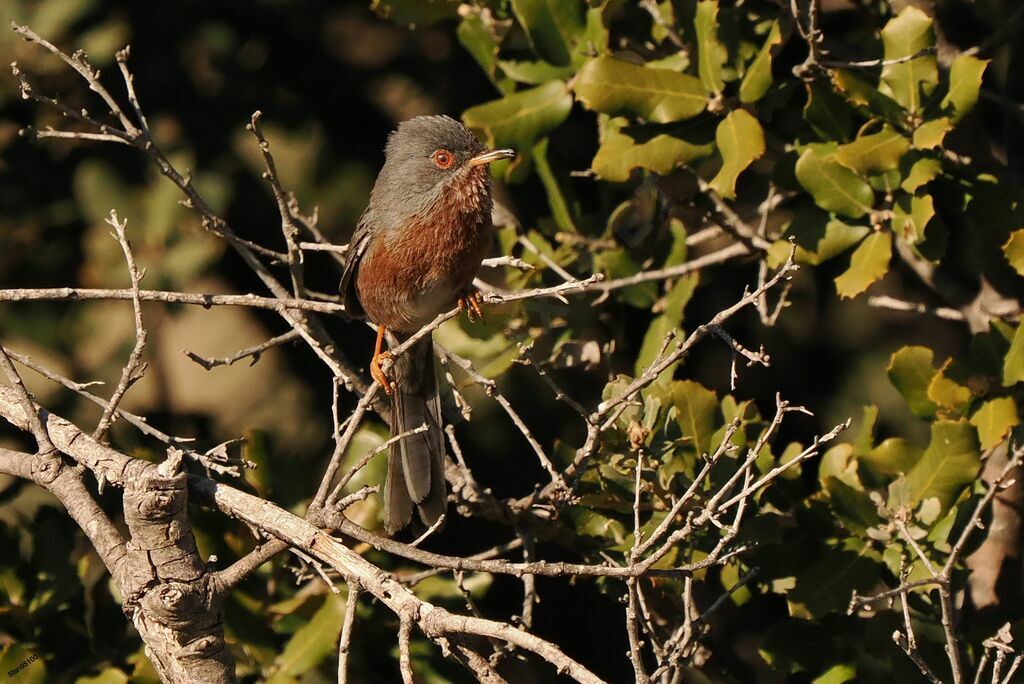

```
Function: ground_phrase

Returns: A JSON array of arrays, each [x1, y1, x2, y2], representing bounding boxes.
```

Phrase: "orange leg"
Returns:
[[458, 289, 485, 323], [370, 325, 393, 395]]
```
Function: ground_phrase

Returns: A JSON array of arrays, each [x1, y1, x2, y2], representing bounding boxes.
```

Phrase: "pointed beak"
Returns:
[[468, 148, 516, 167]]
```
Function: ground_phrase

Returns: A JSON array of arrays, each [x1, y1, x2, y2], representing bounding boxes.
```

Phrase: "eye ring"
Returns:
[[432, 149, 455, 170]]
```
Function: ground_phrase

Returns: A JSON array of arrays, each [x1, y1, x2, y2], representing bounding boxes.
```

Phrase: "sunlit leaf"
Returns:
[[709, 109, 765, 199], [463, 80, 573, 176], [814, 663, 858, 684], [834, 232, 891, 299], [740, 21, 782, 104], [1004, 323, 1024, 386], [574, 56, 709, 123], [1002, 229, 1024, 276], [900, 155, 942, 193], [769, 208, 870, 267], [694, 0, 725, 94], [926, 360, 970, 414], [892, 193, 935, 246], [671, 380, 718, 454], [942, 54, 988, 123], [0, 644, 46, 684], [912, 118, 951, 150], [795, 144, 875, 219], [879, 6, 938, 113], [834, 126, 910, 176], [970, 397, 1019, 450], [591, 118, 715, 182], [889, 420, 980, 513]]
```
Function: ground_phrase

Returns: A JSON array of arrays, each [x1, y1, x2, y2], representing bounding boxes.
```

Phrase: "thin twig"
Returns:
[[94, 212, 148, 443], [338, 584, 361, 684], [184, 330, 301, 370]]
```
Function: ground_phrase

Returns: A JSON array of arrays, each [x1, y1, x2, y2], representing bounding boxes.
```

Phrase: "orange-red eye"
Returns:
[[432, 149, 454, 169]]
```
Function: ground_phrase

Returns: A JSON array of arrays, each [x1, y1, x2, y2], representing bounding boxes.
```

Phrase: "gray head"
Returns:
[[369, 115, 514, 223]]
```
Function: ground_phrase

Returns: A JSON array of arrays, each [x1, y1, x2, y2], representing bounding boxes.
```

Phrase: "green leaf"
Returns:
[[271, 593, 347, 679], [510, 0, 585, 67], [709, 109, 765, 199], [834, 127, 910, 176], [900, 155, 942, 193], [834, 232, 891, 299], [970, 397, 1019, 450], [694, 0, 725, 94], [740, 21, 782, 103], [76, 668, 130, 684], [814, 663, 858, 684], [879, 6, 938, 113], [926, 360, 970, 414], [942, 54, 988, 123], [463, 80, 573, 175], [888, 346, 938, 418], [825, 477, 882, 535], [770, 209, 870, 267], [458, 15, 500, 83], [819, 443, 860, 489], [595, 247, 658, 308], [574, 56, 709, 123], [890, 420, 980, 512], [498, 59, 574, 85], [832, 70, 907, 125], [861, 437, 925, 479], [663, 271, 699, 325], [636, 314, 677, 377], [795, 144, 875, 219], [671, 380, 718, 454], [370, 0, 459, 26], [1004, 323, 1024, 386], [1002, 229, 1024, 276], [787, 539, 883, 619], [854, 405, 879, 455], [892, 193, 935, 246], [804, 81, 858, 142], [532, 137, 578, 233], [591, 118, 715, 182], [912, 118, 951, 150], [0, 644, 46, 684]]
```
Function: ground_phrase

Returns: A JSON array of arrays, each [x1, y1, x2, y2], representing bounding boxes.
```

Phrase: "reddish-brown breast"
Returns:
[[356, 165, 493, 333]]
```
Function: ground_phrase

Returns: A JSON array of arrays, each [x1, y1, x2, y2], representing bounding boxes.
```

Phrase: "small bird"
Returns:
[[340, 115, 514, 534]]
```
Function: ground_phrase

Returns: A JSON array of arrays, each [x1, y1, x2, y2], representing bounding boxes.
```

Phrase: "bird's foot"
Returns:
[[370, 350, 394, 395], [458, 290, 485, 323]]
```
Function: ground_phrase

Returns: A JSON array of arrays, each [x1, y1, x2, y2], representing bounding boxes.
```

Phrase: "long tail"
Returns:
[[384, 334, 446, 535]]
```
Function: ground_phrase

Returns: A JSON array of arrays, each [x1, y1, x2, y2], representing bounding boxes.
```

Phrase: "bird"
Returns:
[[340, 115, 515, 535]]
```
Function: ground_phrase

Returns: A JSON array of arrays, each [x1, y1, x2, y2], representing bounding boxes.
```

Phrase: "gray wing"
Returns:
[[339, 209, 374, 321]]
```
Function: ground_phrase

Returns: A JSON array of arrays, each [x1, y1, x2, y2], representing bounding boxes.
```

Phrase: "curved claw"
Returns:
[[458, 291, 486, 323], [370, 324, 393, 395], [371, 350, 393, 395]]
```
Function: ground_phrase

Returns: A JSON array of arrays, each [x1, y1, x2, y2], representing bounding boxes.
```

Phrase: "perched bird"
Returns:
[[340, 115, 514, 534]]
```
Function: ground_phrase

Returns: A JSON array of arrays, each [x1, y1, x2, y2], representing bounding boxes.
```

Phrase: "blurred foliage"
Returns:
[[2, 0, 1024, 682]]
